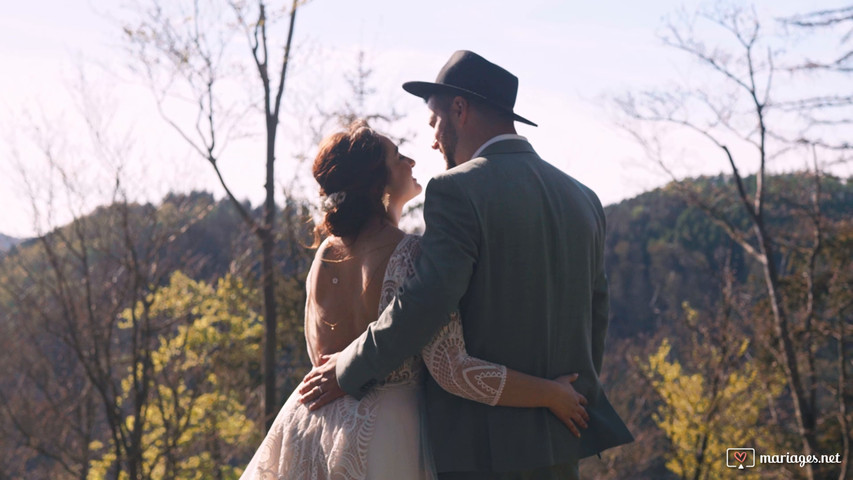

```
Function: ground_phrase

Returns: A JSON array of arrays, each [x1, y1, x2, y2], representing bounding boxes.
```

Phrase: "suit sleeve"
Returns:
[[336, 175, 480, 399]]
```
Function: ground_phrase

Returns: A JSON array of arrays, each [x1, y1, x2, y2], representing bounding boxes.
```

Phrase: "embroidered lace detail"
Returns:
[[379, 235, 424, 386], [249, 389, 380, 480], [421, 312, 508, 406]]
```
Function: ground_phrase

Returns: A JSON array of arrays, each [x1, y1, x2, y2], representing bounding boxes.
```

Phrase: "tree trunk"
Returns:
[[756, 226, 818, 480], [261, 228, 277, 431]]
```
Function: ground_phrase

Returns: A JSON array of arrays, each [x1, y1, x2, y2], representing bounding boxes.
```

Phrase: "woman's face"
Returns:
[[382, 136, 422, 206]]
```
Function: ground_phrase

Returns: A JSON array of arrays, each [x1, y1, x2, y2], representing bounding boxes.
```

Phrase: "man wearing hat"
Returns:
[[301, 50, 632, 479]]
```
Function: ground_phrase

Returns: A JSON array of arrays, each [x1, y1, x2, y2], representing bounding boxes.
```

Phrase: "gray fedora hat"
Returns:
[[403, 50, 537, 127]]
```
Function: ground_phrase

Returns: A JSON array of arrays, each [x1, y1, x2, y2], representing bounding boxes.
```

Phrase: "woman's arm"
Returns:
[[421, 313, 590, 437]]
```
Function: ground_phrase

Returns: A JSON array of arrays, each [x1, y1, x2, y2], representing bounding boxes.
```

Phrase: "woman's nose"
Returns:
[[408, 157, 416, 167]]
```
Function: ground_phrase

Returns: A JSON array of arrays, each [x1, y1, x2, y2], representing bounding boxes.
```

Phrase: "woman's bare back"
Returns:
[[304, 224, 405, 365]]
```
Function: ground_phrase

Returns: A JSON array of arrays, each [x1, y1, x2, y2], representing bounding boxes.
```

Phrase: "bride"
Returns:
[[240, 121, 588, 479]]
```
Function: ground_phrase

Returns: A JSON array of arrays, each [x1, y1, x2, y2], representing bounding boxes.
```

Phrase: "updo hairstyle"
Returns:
[[312, 120, 390, 240]]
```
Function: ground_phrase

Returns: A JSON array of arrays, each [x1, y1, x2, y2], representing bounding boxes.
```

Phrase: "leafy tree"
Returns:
[[638, 246, 787, 479], [615, 5, 852, 477], [643, 336, 782, 480], [89, 271, 263, 479], [122, 0, 305, 431]]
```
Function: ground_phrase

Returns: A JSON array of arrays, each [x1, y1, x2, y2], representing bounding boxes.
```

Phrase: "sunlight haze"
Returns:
[[0, 0, 849, 237]]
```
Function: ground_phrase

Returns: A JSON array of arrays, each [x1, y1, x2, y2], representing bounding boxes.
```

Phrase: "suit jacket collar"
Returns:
[[471, 134, 527, 158], [476, 137, 537, 158]]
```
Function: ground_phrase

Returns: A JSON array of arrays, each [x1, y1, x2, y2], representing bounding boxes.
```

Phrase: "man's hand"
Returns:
[[548, 373, 590, 438], [298, 352, 345, 411]]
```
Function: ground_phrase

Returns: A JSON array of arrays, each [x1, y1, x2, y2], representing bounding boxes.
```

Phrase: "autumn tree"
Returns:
[[615, 4, 852, 479], [0, 156, 201, 478], [642, 288, 785, 479], [88, 272, 262, 479], [0, 72, 249, 477], [121, 0, 306, 431]]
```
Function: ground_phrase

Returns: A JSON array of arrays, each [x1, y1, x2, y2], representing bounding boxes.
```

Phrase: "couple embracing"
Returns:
[[240, 50, 633, 480]]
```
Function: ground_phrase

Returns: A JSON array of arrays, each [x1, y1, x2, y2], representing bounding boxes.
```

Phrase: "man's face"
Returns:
[[427, 95, 459, 169]]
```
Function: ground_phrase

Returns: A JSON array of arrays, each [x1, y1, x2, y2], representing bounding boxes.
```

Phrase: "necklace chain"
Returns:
[[317, 242, 395, 331]]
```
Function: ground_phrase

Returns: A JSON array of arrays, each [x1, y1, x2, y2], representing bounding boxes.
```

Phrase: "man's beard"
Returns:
[[440, 122, 459, 169]]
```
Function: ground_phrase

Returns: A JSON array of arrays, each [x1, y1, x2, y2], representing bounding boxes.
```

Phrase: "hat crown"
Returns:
[[435, 50, 518, 111], [401, 50, 537, 126]]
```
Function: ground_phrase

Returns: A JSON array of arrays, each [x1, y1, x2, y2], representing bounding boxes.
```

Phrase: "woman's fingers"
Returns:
[[298, 385, 322, 404], [306, 385, 345, 411]]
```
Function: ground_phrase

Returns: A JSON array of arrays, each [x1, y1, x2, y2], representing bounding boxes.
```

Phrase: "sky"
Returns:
[[1, 0, 850, 238]]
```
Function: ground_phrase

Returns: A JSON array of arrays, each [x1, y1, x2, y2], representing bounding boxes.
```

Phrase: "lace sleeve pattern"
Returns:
[[421, 312, 507, 406], [378, 235, 425, 386]]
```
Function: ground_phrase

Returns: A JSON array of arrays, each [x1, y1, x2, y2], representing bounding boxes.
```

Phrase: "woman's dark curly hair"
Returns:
[[312, 120, 390, 241]]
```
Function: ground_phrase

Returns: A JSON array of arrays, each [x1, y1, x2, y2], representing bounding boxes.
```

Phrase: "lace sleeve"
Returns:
[[421, 312, 507, 406]]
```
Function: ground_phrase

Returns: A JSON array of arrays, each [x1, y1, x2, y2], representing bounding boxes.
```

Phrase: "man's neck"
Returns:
[[458, 126, 517, 165]]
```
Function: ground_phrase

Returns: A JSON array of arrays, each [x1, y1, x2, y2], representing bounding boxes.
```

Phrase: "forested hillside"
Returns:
[[1, 172, 850, 478], [0, 191, 315, 479], [0, 233, 21, 253], [586, 173, 853, 479], [605, 174, 853, 339]]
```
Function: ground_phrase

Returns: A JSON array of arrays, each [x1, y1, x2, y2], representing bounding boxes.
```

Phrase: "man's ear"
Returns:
[[452, 95, 470, 125]]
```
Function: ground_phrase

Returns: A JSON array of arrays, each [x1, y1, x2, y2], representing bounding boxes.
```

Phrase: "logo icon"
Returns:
[[727, 448, 755, 469]]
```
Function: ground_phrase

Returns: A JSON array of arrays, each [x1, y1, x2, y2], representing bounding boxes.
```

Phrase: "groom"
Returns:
[[300, 50, 633, 478]]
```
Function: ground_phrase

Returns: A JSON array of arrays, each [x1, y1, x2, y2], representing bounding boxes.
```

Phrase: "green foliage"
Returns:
[[275, 267, 312, 397], [604, 173, 853, 339], [3, 172, 848, 478], [89, 272, 263, 479], [643, 336, 783, 479], [0, 188, 315, 478]]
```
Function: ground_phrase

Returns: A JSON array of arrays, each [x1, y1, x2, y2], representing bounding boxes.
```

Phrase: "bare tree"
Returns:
[[2, 162, 138, 479], [303, 49, 423, 229], [122, 0, 304, 431], [615, 5, 851, 479], [306, 50, 409, 143], [0, 74, 223, 478], [784, 6, 853, 74], [779, 6, 852, 153], [783, 9, 853, 479]]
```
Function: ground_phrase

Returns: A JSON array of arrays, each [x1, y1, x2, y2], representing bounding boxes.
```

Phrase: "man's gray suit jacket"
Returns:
[[336, 138, 633, 473]]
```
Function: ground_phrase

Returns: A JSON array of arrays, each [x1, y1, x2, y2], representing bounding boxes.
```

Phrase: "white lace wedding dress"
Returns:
[[240, 235, 508, 480]]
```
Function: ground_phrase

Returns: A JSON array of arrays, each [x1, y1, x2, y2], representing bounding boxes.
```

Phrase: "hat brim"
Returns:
[[403, 81, 538, 127]]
